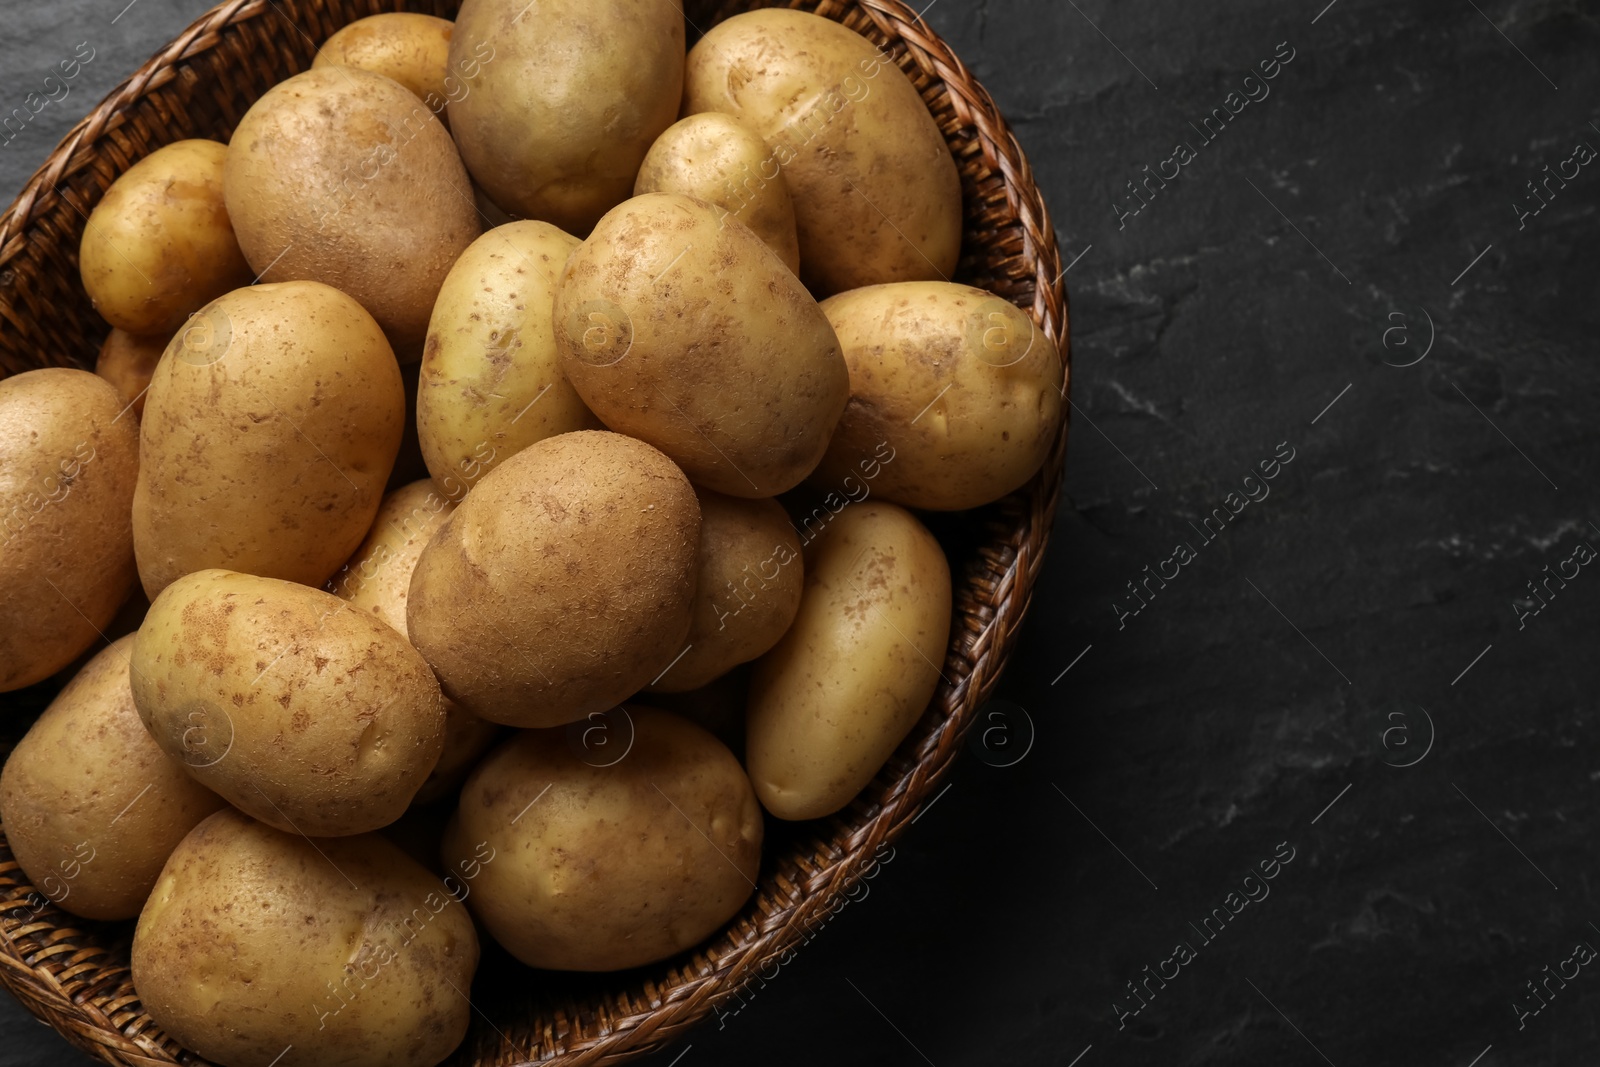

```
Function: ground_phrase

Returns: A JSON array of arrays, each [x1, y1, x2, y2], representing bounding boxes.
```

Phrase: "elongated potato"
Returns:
[[684, 9, 961, 294], [0, 636, 224, 920], [131, 569, 446, 836], [748, 502, 951, 820]]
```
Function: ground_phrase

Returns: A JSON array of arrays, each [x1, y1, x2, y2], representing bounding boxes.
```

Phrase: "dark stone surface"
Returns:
[[3, 2, 1599, 1066]]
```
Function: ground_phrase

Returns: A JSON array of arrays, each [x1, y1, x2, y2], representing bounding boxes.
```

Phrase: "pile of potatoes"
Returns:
[[0, 4, 1064, 1065]]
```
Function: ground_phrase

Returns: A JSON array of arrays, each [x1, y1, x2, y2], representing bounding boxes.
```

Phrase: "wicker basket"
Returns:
[[0, 0, 1070, 1063]]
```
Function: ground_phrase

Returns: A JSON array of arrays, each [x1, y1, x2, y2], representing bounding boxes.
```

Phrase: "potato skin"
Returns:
[[223, 66, 480, 355], [0, 368, 139, 691], [133, 808, 479, 1067], [418, 220, 600, 501], [132, 281, 403, 599], [442, 707, 761, 971], [748, 503, 951, 821], [554, 193, 848, 497], [407, 431, 698, 727], [649, 490, 803, 693], [79, 139, 253, 336], [447, 0, 684, 234], [0, 636, 224, 920], [633, 114, 801, 275], [812, 282, 1065, 510], [684, 9, 961, 295], [94, 328, 167, 421], [131, 569, 446, 836], [313, 13, 454, 117]]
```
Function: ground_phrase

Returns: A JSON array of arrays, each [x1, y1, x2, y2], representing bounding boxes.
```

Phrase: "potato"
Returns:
[[649, 490, 803, 693], [313, 13, 454, 121], [554, 193, 848, 497], [223, 66, 480, 355], [0, 368, 138, 691], [328, 480, 499, 806], [0, 636, 223, 920], [94, 328, 167, 420], [634, 113, 801, 274], [132, 281, 403, 599], [133, 808, 478, 1067], [78, 139, 253, 336], [131, 569, 446, 836], [442, 707, 760, 970], [684, 9, 961, 295], [417, 221, 600, 501], [748, 502, 951, 820], [447, 0, 684, 234], [811, 282, 1064, 510], [407, 431, 698, 727]]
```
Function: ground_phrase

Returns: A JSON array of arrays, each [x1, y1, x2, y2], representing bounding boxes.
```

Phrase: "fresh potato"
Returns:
[[407, 431, 698, 727], [417, 221, 601, 501], [94, 328, 167, 420], [447, 0, 684, 233], [649, 490, 803, 693], [0, 636, 224, 920], [442, 707, 760, 970], [132, 281, 403, 599], [684, 9, 961, 295], [313, 13, 454, 120], [0, 368, 139, 691], [131, 569, 446, 836], [328, 480, 499, 806], [748, 502, 951, 820], [634, 113, 801, 274], [223, 66, 480, 355], [79, 139, 253, 336], [133, 808, 478, 1067], [811, 282, 1064, 510], [553, 193, 848, 497]]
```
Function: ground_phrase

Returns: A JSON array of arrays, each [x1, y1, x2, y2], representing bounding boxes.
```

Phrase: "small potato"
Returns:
[[131, 569, 446, 836], [634, 114, 800, 274], [0, 636, 224, 920], [811, 282, 1065, 510], [314, 14, 454, 121], [132, 281, 403, 599], [442, 707, 761, 971], [133, 808, 479, 1067], [0, 368, 139, 692], [684, 9, 962, 295], [418, 221, 600, 501], [649, 490, 803, 693], [554, 193, 848, 497], [407, 431, 698, 727], [748, 502, 951, 821], [79, 139, 253, 336], [94, 328, 168, 420]]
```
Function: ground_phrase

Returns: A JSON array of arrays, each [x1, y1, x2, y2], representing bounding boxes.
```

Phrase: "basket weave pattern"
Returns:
[[0, 1, 1070, 1063]]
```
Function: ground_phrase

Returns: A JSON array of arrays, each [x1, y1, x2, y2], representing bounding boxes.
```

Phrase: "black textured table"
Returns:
[[3, 2, 1598, 1066]]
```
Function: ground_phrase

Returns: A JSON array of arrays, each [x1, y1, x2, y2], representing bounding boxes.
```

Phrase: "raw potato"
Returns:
[[649, 490, 803, 693], [634, 113, 801, 274], [313, 13, 455, 119], [748, 502, 951, 820], [94, 328, 167, 420], [447, 0, 684, 233], [811, 282, 1065, 510], [0, 368, 139, 692], [417, 221, 600, 501], [133, 808, 478, 1067], [0, 636, 224, 920], [223, 66, 480, 354], [329, 480, 499, 806], [684, 9, 962, 295], [442, 707, 761, 970], [131, 569, 446, 836], [78, 139, 252, 336], [554, 193, 849, 497], [407, 431, 698, 727], [132, 281, 403, 599]]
